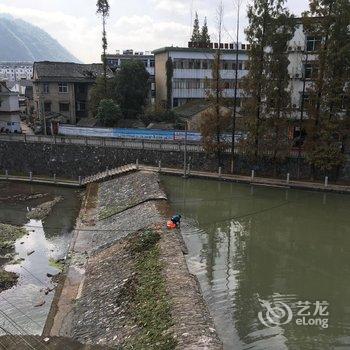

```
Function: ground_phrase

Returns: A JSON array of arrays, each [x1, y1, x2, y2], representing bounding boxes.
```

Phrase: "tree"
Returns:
[[97, 99, 122, 127], [166, 57, 173, 110], [241, 0, 295, 167], [96, 0, 110, 94], [191, 12, 201, 43], [201, 17, 211, 45], [114, 60, 150, 119], [302, 0, 350, 177], [200, 3, 230, 167], [264, 7, 295, 175], [89, 76, 116, 117]]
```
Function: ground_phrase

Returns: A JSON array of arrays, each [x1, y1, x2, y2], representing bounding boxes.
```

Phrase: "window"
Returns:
[[150, 60, 155, 68], [58, 83, 68, 93], [59, 102, 70, 112], [304, 63, 318, 79], [306, 36, 322, 52], [76, 101, 86, 112], [44, 102, 51, 112], [43, 83, 49, 94]]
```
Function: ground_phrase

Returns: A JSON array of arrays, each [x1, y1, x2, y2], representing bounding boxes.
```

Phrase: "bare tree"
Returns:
[[96, 0, 110, 94]]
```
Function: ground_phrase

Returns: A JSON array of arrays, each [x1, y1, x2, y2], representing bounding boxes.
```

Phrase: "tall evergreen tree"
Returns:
[[302, 0, 350, 177], [241, 0, 295, 165], [96, 0, 110, 94], [191, 12, 201, 43], [201, 17, 211, 45], [200, 3, 230, 167], [264, 8, 295, 175]]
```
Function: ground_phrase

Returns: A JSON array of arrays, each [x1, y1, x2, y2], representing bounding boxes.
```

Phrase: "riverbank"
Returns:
[[140, 165, 350, 194], [48, 171, 222, 349]]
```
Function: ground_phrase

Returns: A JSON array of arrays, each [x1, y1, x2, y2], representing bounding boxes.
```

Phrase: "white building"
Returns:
[[0, 62, 33, 82], [154, 22, 321, 116], [0, 81, 22, 133], [153, 43, 249, 108]]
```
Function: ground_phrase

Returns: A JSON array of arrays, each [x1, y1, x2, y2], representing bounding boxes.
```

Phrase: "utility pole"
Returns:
[[231, 0, 241, 173], [183, 121, 188, 178], [40, 92, 47, 135]]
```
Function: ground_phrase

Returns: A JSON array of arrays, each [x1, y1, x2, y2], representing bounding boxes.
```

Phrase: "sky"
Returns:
[[0, 0, 310, 63]]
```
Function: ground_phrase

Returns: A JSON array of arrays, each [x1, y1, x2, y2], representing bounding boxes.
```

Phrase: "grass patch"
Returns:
[[0, 269, 18, 292], [49, 258, 65, 271], [0, 223, 27, 249], [125, 230, 176, 350]]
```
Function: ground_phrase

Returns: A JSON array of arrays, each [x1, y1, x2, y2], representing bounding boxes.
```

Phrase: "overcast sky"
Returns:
[[0, 0, 310, 63]]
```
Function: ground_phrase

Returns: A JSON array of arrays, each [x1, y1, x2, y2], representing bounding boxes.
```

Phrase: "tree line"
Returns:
[[198, 0, 349, 179]]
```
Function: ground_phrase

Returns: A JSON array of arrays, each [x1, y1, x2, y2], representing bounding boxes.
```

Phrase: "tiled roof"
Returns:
[[33, 61, 113, 81]]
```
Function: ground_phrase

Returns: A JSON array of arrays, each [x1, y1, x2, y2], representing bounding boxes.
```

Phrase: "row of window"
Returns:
[[172, 59, 246, 71], [107, 59, 155, 68], [41, 83, 87, 94], [43, 101, 86, 113], [173, 78, 243, 90]]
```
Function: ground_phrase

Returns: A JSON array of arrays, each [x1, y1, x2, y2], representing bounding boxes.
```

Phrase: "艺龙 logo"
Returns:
[[257, 296, 330, 329], [258, 298, 293, 328]]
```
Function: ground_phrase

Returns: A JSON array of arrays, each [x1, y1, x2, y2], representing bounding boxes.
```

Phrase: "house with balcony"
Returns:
[[32, 61, 112, 125]]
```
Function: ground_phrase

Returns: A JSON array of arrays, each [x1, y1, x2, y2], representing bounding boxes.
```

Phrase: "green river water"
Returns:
[[162, 175, 350, 350]]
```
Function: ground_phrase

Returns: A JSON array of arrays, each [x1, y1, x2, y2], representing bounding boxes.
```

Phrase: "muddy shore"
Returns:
[[47, 171, 222, 349]]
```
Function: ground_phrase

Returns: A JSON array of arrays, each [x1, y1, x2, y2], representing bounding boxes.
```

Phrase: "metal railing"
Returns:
[[0, 133, 205, 153], [0, 133, 307, 157]]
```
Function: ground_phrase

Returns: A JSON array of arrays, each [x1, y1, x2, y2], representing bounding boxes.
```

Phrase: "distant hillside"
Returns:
[[0, 14, 80, 62]]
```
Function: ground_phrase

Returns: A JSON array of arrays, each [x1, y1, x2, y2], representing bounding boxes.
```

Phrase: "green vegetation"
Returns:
[[49, 258, 65, 271], [27, 196, 63, 220], [125, 230, 176, 350], [115, 60, 150, 119], [0, 269, 18, 292], [97, 99, 122, 127], [0, 223, 27, 249], [90, 60, 150, 120]]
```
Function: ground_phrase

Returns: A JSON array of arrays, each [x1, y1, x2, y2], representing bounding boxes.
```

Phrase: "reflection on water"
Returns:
[[162, 175, 350, 350], [0, 182, 81, 335]]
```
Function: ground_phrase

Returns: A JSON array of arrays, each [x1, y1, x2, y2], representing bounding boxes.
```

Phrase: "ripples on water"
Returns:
[[162, 176, 350, 350]]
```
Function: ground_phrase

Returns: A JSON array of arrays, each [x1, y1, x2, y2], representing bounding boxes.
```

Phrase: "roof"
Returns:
[[173, 100, 212, 118], [153, 46, 249, 55], [33, 61, 113, 82]]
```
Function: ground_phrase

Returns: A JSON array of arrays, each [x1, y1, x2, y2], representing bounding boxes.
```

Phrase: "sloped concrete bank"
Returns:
[[47, 171, 222, 349]]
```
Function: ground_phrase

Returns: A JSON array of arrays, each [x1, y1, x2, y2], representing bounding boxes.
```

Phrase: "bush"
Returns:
[[97, 99, 122, 127]]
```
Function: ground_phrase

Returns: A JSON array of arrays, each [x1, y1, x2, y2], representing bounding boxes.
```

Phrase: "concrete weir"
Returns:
[[46, 171, 222, 349]]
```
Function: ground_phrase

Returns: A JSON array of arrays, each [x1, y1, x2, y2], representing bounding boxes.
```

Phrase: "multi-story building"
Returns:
[[106, 50, 156, 104], [153, 21, 326, 119], [0, 62, 33, 81], [153, 43, 249, 108], [32, 61, 112, 125], [0, 81, 21, 133]]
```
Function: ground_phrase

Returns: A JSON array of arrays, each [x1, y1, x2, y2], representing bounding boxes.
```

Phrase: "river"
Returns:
[[162, 175, 350, 350], [0, 182, 81, 336]]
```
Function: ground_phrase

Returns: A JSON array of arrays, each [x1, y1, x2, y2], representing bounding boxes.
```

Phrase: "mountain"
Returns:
[[0, 14, 80, 62]]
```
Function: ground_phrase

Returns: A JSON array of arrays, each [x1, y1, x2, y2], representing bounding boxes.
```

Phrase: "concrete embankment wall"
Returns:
[[0, 140, 349, 181], [49, 171, 222, 349]]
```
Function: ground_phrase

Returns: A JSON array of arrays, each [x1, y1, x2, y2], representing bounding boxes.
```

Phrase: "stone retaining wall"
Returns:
[[1, 140, 349, 181], [51, 171, 222, 349]]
